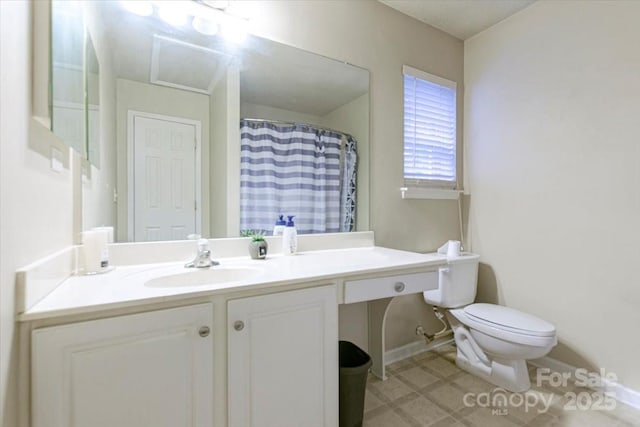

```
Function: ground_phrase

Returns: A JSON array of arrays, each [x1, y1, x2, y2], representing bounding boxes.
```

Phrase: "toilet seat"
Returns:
[[464, 303, 556, 336], [450, 303, 557, 347]]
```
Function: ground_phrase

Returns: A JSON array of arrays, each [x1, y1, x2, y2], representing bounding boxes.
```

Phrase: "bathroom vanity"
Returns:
[[17, 233, 447, 427]]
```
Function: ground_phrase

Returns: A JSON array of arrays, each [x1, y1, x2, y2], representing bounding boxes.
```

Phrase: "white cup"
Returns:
[[446, 240, 461, 257], [83, 230, 109, 273]]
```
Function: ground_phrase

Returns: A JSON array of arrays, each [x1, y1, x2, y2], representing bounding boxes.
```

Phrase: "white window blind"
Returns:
[[403, 65, 457, 188]]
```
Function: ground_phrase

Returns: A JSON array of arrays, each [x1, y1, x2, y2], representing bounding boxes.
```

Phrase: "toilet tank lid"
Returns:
[[463, 303, 556, 336]]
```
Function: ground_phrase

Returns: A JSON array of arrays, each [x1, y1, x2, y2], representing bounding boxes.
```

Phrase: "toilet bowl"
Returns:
[[423, 253, 557, 392]]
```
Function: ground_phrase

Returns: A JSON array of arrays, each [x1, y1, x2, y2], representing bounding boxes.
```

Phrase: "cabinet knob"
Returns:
[[233, 320, 245, 331], [198, 326, 210, 337], [394, 282, 405, 293]]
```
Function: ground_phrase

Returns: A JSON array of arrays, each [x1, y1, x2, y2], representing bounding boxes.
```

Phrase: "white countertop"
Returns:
[[19, 246, 446, 321]]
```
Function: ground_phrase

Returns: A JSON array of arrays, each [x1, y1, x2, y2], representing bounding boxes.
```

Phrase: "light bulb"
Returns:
[[221, 19, 247, 44], [192, 16, 218, 36], [157, 1, 188, 27], [120, 0, 153, 16]]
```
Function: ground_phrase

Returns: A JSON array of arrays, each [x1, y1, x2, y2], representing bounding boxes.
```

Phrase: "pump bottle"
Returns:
[[273, 215, 286, 236], [282, 215, 298, 255]]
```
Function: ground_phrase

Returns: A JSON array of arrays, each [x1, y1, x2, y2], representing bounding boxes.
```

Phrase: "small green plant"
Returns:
[[240, 229, 266, 242]]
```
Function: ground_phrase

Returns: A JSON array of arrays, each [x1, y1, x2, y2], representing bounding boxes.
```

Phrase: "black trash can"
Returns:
[[339, 340, 372, 427]]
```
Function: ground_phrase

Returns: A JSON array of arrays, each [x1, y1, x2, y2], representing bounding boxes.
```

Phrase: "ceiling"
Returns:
[[380, 0, 536, 40]]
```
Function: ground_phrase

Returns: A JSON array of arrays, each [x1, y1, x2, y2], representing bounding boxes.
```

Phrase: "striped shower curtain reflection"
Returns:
[[240, 119, 357, 235]]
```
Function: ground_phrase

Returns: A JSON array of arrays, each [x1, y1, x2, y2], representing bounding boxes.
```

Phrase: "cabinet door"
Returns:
[[228, 285, 338, 427], [32, 304, 213, 427]]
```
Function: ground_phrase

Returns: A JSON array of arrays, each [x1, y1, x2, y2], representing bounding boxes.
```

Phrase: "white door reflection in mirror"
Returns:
[[131, 112, 201, 241]]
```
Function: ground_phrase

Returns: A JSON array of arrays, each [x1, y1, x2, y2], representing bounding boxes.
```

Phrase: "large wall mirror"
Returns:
[[63, 1, 370, 242], [51, 0, 87, 158]]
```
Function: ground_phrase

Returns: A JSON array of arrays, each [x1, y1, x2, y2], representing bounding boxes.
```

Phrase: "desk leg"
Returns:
[[367, 297, 394, 380]]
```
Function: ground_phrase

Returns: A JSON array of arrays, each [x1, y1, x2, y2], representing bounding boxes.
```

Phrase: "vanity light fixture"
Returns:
[[194, 0, 249, 43], [220, 18, 248, 44], [119, 0, 153, 17], [157, 1, 189, 27], [120, 0, 250, 43], [192, 16, 219, 36]]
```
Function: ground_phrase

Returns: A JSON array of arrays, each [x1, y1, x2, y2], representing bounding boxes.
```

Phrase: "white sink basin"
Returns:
[[145, 267, 262, 288]]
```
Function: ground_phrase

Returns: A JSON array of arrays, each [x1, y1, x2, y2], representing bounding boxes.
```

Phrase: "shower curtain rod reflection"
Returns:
[[241, 118, 353, 138]]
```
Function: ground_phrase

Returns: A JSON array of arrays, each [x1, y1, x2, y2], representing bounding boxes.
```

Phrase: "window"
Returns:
[[403, 65, 457, 189]]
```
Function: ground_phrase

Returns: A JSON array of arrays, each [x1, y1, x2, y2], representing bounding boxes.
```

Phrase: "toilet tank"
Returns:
[[423, 253, 480, 308]]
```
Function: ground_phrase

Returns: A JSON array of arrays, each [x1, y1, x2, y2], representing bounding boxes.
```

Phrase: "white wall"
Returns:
[[0, 2, 75, 425], [240, 102, 324, 126], [465, 1, 640, 390], [245, 1, 464, 351]]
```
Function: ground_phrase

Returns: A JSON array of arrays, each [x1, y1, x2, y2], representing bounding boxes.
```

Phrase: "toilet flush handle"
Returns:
[[394, 282, 405, 293]]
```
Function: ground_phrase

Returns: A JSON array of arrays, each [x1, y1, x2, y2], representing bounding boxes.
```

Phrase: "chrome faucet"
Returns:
[[185, 239, 219, 268]]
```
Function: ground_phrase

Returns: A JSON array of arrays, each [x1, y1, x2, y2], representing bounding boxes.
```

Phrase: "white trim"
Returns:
[[52, 61, 83, 72], [127, 110, 202, 241], [400, 187, 462, 200], [52, 100, 83, 110], [530, 356, 640, 410], [402, 65, 457, 89], [384, 337, 454, 366]]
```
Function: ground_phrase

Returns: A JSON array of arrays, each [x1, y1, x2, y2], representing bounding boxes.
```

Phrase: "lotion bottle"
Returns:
[[282, 215, 298, 255], [273, 214, 286, 236]]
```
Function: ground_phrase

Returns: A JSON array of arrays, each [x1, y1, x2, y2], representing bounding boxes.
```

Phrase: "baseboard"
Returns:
[[530, 356, 640, 410], [385, 337, 454, 366]]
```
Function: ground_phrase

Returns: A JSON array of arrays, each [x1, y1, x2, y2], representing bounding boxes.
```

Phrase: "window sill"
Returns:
[[400, 187, 462, 200]]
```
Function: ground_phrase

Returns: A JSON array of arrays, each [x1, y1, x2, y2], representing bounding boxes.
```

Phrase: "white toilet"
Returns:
[[424, 253, 557, 392]]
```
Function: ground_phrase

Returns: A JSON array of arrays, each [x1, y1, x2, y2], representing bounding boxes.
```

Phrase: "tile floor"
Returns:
[[363, 344, 640, 427]]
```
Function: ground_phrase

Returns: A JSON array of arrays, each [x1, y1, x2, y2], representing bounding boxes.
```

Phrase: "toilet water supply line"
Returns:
[[415, 307, 452, 343]]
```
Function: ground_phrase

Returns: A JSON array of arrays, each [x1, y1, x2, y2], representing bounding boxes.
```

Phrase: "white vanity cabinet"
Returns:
[[31, 303, 214, 427], [227, 285, 338, 427]]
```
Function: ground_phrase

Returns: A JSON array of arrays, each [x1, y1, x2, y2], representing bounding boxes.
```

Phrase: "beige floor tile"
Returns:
[[399, 366, 441, 389], [412, 350, 440, 363], [363, 403, 391, 421], [430, 416, 467, 427], [451, 372, 496, 394], [461, 407, 523, 427], [505, 388, 562, 424], [432, 344, 458, 363], [371, 349, 640, 427], [369, 376, 415, 402], [524, 412, 562, 427], [425, 383, 471, 413], [604, 400, 640, 425], [552, 407, 622, 427], [363, 406, 414, 427], [388, 358, 417, 373], [422, 356, 462, 378], [364, 389, 385, 414], [397, 395, 450, 426]]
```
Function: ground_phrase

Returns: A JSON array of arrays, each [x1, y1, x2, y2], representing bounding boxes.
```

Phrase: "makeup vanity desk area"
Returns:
[[16, 233, 446, 427]]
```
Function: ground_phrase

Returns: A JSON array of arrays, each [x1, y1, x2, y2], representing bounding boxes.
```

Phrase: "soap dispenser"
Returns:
[[282, 215, 298, 255], [273, 214, 286, 236]]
